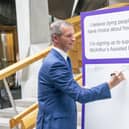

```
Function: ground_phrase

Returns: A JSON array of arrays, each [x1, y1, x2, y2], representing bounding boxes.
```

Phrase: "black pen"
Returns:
[[110, 73, 116, 76], [110, 66, 129, 76]]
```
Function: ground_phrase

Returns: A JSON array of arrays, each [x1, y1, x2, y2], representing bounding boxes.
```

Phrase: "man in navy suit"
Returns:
[[36, 20, 125, 129]]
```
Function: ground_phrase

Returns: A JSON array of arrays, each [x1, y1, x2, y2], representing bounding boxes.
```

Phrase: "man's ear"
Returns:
[[52, 34, 59, 43]]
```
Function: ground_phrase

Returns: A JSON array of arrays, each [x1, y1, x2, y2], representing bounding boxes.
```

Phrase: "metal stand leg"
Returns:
[[3, 78, 18, 114]]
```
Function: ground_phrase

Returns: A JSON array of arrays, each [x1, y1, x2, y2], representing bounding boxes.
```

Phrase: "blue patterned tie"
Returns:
[[67, 56, 72, 71]]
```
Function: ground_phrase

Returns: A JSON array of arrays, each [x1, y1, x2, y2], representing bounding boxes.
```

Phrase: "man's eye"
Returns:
[[65, 34, 73, 38]]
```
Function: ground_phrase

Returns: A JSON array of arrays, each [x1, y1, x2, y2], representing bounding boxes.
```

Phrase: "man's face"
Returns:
[[55, 25, 75, 52]]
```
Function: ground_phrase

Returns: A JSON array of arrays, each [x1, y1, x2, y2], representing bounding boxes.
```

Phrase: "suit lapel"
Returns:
[[51, 49, 72, 72], [51, 48, 66, 62]]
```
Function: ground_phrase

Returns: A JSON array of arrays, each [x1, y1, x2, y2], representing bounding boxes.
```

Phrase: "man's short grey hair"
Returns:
[[50, 20, 73, 38]]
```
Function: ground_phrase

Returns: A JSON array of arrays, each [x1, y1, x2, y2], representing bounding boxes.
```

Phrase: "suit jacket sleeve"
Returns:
[[49, 61, 111, 103]]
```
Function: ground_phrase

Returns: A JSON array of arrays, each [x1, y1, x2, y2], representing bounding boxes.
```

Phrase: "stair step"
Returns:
[[0, 126, 9, 129], [0, 107, 25, 118], [0, 98, 37, 129], [0, 117, 10, 129], [15, 98, 37, 107]]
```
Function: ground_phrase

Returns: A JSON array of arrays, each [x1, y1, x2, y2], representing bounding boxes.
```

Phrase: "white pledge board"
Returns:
[[80, 6, 129, 129]]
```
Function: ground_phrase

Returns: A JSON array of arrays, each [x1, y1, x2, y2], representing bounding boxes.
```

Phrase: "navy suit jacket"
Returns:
[[36, 49, 111, 129]]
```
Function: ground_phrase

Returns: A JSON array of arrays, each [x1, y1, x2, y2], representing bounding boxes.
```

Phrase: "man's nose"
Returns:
[[72, 35, 76, 41]]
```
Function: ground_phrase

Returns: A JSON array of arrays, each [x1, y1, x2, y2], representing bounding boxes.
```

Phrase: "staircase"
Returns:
[[0, 98, 82, 129], [0, 98, 36, 129]]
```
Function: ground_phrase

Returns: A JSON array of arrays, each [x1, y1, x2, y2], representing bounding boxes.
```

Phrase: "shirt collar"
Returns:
[[53, 47, 67, 61]]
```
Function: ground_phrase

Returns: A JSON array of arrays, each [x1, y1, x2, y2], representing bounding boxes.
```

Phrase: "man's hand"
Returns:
[[108, 71, 125, 89]]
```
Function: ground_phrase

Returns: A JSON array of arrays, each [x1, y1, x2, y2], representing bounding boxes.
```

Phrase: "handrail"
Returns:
[[0, 25, 16, 31], [66, 16, 80, 24], [0, 46, 52, 80], [0, 31, 81, 80], [103, 2, 129, 9], [10, 103, 38, 128]]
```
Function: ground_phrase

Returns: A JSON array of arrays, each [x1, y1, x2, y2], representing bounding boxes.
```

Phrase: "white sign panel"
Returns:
[[81, 6, 129, 129]]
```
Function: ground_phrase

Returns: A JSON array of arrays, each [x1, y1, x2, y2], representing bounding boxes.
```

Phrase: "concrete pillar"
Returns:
[[15, 0, 50, 98]]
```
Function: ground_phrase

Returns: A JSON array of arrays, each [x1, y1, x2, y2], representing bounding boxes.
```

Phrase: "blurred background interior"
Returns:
[[0, 0, 129, 109]]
